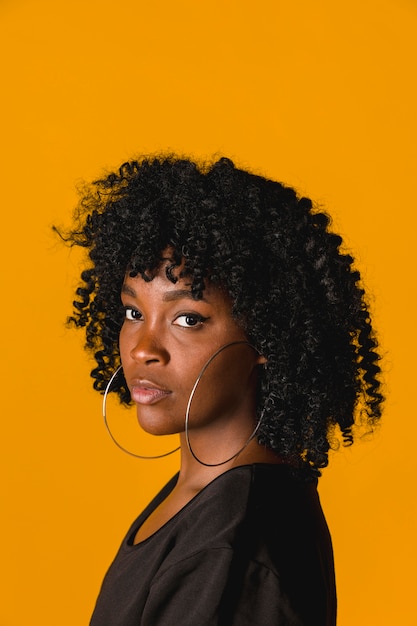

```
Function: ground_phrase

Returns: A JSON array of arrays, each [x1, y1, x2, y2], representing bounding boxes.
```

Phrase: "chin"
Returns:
[[136, 408, 182, 437]]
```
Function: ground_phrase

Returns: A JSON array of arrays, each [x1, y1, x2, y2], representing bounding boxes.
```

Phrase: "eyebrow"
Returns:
[[121, 284, 137, 298], [163, 289, 207, 303], [121, 284, 207, 303]]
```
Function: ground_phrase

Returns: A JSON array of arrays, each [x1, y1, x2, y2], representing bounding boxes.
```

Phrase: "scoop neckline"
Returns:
[[125, 463, 287, 549]]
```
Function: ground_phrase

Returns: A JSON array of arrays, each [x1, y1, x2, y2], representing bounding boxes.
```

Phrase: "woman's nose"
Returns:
[[129, 328, 170, 366]]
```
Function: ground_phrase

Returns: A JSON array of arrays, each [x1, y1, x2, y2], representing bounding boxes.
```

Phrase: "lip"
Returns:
[[130, 379, 172, 405]]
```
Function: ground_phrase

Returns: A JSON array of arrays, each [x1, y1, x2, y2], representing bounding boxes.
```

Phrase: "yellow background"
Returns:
[[1, 1, 416, 624]]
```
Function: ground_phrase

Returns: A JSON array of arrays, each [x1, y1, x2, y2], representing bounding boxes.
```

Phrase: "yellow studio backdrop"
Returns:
[[1, 0, 416, 624]]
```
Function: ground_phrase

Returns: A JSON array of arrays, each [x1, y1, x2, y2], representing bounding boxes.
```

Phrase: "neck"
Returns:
[[176, 433, 283, 494]]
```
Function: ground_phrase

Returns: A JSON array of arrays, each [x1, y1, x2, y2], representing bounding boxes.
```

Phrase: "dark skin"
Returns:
[[119, 257, 282, 544]]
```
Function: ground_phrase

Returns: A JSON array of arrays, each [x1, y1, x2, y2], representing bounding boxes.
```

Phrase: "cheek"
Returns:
[[186, 344, 258, 422], [118, 328, 128, 363], [119, 323, 138, 361]]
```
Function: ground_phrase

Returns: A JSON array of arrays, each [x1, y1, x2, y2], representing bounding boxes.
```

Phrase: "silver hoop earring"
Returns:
[[102, 366, 180, 459], [185, 341, 264, 467]]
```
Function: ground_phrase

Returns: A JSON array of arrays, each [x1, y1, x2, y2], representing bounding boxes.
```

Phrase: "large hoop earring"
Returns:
[[102, 366, 180, 459], [185, 341, 264, 467]]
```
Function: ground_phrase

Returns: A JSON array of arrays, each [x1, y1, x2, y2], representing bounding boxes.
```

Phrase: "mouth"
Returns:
[[130, 380, 172, 405]]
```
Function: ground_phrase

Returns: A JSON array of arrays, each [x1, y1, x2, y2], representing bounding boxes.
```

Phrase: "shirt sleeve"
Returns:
[[140, 547, 303, 626]]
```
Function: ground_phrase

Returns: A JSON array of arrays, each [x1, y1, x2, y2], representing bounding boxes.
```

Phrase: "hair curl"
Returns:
[[58, 155, 383, 478]]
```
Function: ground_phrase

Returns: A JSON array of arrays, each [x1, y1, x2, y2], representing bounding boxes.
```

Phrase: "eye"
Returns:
[[124, 307, 142, 321], [173, 313, 209, 328]]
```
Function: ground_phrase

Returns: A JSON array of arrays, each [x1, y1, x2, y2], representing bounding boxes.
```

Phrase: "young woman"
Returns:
[[61, 156, 383, 625]]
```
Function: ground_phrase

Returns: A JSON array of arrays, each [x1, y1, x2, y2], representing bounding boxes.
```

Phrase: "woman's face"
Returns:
[[119, 260, 264, 455]]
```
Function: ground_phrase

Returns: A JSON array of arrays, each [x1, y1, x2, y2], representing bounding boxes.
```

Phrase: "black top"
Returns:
[[90, 464, 336, 625]]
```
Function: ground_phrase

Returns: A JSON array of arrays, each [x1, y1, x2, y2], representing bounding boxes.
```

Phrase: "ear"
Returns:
[[255, 354, 268, 366]]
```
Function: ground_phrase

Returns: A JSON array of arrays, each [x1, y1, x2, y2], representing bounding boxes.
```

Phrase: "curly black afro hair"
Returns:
[[59, 155, 383, 478]]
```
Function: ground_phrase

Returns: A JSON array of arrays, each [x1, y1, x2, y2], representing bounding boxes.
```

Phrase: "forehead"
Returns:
[[122, 263, 231, 309]]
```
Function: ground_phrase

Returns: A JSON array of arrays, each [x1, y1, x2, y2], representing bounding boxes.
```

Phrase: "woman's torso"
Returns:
[[90, 464, 336, 626]]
